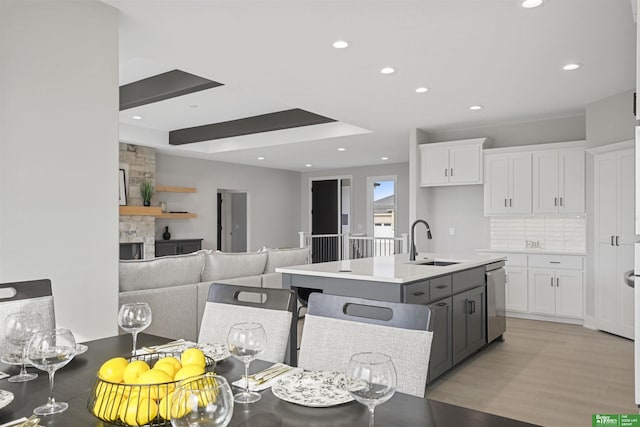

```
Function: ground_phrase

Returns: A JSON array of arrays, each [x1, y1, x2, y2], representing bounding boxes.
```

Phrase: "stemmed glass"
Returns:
[[227, 322, 266, 403], [346, 352, 397, 427], [117, 302, 152, 355], [27, 328, 76, 415], [4, 312, 43, 382], [170, 373, 234, 427]]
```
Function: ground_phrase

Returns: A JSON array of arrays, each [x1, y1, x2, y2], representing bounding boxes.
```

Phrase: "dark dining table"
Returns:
[[0, 333, 538, 427]]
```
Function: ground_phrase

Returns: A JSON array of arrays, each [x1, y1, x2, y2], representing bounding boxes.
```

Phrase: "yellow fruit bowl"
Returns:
[[87, 352, 215, 427]]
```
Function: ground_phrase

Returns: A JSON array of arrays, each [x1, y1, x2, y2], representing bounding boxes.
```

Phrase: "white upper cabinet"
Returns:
[[419, 138, 486, 187], [483, 152, 531, 215], [532, 149, 585, 214]]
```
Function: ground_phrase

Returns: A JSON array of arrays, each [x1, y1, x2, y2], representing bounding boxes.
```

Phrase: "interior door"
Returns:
[[311, 179, 339, 262], [231, 192, 247, 252]]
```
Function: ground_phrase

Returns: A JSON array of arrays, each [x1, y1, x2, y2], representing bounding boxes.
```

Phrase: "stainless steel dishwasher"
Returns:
[[486, 261, 506, 343]]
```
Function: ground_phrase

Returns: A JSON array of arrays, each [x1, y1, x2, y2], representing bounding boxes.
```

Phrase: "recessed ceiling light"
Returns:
[[562, 63, 581, 71], [380, 67, 395, 75], [416, 87, 428, 93], [337, 147, 346, 152], [381, 156, 389, 161], [257, 156, 265, 160], [132, 115, 143, 120], [333, 40, 349, 49], [305, 164, 312, 167], [469, 105, 483, 111], [521, 0, 543, 8]]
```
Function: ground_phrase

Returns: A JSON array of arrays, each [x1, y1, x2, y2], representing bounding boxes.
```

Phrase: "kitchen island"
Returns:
[[277, 252, 506, 382]]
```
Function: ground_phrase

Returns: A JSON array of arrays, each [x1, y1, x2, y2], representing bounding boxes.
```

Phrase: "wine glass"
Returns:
[[27, 328, 76, 415], [117, 302, 152, 355], [226, 322, 266, 403], [170, 373, 234, 427], [4, 312, 43, 382], [347, 352, 397, 427]]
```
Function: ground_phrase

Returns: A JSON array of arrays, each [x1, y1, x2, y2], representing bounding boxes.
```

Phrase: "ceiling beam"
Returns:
[[119, 69, 223, 110], [169, 108, 336, 145]]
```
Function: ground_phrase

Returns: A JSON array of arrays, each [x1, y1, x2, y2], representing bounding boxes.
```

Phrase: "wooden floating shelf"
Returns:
[[119, 206, 162, 216], [156, 185, 196, 193], [119, 206, 195, 219], [158, 213, 197, 219]]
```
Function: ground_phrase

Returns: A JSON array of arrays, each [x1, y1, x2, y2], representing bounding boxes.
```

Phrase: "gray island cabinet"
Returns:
[[278, 253, 505, 382]]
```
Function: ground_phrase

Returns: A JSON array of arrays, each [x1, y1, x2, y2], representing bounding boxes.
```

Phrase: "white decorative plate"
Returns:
[[0, 390, 14, 410], [272, 371, 353, 407], [198, 343, 230, 362], [76, 343, 88, 355]]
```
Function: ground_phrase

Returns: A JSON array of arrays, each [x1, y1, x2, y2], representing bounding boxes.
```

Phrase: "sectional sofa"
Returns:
[[118, 247, 310, 341]]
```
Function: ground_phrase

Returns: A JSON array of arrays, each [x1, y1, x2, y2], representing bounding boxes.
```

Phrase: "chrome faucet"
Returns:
[[410, 219, 432, 261]]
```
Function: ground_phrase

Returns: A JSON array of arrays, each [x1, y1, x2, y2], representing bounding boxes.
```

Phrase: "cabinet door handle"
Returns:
[[550, 278, 554, 287], [554, 197, 558, 206], [549, 261, 561, 264], [436, 302, 447, 307], [436, 285, 447, 289], [616, 236, 620, 246], [413, 291, 425, 296], [444, 168, 448, 177], [611, 235, 615, 246], [450, 168, 454, 176], [509, 198, 513, 207], [471, 300, 476, 314], [560, 197, 563, 207], [556, 278, 559, 287], [504, 198, 508, 207]]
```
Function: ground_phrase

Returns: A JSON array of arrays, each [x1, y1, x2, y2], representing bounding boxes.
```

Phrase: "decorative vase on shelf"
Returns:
[[143, 200, 151, 207], [162, 226, 171, 240]]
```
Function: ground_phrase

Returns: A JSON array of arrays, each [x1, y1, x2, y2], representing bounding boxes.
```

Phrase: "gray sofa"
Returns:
[[119, 247, 310, 341]]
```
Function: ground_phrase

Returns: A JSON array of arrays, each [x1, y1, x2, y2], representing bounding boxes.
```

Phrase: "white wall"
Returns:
[[415, 116, 586, 255], [300, 162, 410, 237], [0, 1, 119, 341], [155, 154, 301, 251]]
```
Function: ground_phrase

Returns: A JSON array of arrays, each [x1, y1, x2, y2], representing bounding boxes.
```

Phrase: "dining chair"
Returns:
[[298, 293, 433, 398], [198, 283, 295, 363], [0, 279, 56, 341]]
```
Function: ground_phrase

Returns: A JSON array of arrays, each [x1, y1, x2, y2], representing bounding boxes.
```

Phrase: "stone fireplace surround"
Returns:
[[119, 143, 156, 259]]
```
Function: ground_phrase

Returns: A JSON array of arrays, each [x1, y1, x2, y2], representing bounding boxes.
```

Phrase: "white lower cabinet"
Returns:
[[528, 268, 583, 318], [479, 251, 584, 323], [505, 267, 528, 312]]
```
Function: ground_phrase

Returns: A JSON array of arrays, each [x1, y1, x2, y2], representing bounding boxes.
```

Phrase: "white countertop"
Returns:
[[476, 248, 587, 256], [276, 252, 506, 284]]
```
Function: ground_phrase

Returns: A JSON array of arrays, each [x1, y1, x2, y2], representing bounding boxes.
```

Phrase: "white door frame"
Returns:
[[366, 175, 397, 237]]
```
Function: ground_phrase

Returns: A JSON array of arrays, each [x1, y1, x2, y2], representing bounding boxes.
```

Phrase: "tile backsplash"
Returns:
[[490, 216, 586, 251]]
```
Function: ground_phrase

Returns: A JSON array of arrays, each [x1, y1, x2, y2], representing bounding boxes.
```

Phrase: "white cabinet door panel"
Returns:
[[559, 150, 585, 214], [505, 266, 528, 312], [450, 144, 481, 184], [532, 152, 559, 214], [528, 269, 556, 315], [420, 145, 449, 186], [555, 270, 583, 318], [510, 153, 532, 214], [484, 155, 509, 215]]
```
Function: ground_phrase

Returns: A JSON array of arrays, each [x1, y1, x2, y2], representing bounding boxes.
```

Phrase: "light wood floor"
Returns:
[[425, 317, 636, 427]]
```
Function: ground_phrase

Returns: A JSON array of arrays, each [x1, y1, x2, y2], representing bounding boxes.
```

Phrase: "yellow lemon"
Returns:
[[153, 360, 177, 378], [137, 369, 174, 400], [180, 348, 206, 369], [158, 390, 188, 420], [122, 360, 150, 384], [98, 357, 129, 383], [119, 396, 158, 426], [174, 364, 205, 382], [156, 356, 182, 372], [93, 389, 125, 422]]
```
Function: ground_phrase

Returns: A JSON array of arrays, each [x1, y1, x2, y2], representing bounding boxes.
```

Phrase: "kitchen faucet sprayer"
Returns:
[[409, 219, 432, 261]]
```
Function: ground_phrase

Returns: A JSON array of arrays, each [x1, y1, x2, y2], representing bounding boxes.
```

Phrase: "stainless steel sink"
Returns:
[[413, 260, 460, 266]]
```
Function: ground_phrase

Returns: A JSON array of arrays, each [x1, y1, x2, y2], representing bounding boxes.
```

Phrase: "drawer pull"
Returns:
[[413, 291, 425, 296], [549, 261, 560, 264], [435, 285, 447, 289], [436, 302, 447, 307]]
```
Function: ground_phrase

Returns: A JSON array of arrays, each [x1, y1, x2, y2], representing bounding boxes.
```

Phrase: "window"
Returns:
[[367, 176, 396, 256]]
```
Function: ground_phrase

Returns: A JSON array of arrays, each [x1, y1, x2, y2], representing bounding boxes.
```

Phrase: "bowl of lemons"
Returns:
[[88, 348, 214, 426]]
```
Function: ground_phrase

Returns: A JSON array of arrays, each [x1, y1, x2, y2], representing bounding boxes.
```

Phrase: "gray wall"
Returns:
[[584, 89, 636, 321], [300, 162, 410, 237], [0, 0, 119, 341], [415, 115, 586, 255], [156, 154, 301, 251]]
